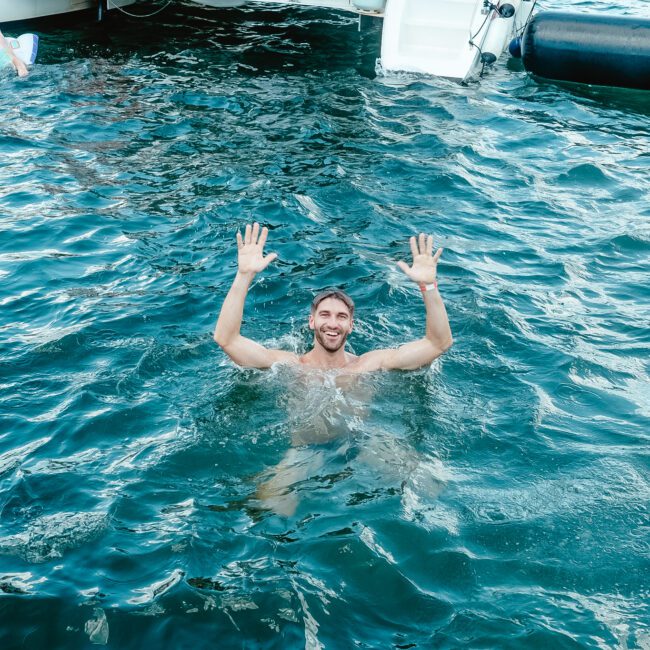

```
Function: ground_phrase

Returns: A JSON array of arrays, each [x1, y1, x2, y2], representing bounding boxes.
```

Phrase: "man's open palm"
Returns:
[[237, 223, 277, 275], [397, 233, 443, 284]]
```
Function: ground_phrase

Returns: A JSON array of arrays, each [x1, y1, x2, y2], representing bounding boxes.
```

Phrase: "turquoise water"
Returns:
[[1, 1, 649, 648]]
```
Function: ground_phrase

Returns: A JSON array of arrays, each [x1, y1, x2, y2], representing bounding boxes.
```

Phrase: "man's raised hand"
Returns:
[[397, 233, 443, 285], [236, 222, 277, 276]]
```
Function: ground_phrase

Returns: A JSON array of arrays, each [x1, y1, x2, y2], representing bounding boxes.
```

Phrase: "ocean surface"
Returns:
[[1, 1, 649, 648]]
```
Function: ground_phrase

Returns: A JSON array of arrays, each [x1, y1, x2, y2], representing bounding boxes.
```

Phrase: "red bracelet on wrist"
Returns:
[[419, 281, 438, 293]]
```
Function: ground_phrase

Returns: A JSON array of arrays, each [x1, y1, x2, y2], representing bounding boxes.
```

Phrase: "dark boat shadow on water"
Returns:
[[513, 74, 650, 116], [8, 2, 383, 80]]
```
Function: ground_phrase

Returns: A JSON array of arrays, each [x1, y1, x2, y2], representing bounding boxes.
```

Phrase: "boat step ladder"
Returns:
[[380, 0, 520, 80]]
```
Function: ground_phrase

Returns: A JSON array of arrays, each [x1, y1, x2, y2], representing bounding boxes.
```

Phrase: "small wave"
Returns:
[[0, 436, 51, 478], [0, 511, 109, 564]]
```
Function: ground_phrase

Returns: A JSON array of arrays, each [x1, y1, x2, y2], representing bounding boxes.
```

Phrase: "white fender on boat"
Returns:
[[480, 0, 520, 62], [352, 0, 386, 11]]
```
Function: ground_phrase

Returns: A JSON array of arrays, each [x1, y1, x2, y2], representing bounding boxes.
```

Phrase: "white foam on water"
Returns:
[[0, 511, 108, 563], [84, 607, 109, 645], [293, 583, 324, 650], [0, 436, 51, 477], [360, 524, 396, 564], [127, 568, 185, 605]]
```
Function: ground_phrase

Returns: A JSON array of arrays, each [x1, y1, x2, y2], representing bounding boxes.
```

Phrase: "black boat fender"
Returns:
[[511, 12, 650, 90]]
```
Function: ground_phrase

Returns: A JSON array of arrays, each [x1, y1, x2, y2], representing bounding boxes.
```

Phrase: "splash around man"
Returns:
[[214, 223, 453, 371]]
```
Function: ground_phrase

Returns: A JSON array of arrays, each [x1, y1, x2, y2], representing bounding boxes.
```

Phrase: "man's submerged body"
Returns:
[[213, 222, 454, 515]]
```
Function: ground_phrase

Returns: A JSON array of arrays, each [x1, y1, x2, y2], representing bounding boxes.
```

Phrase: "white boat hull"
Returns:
[[380, 0, 534, 81], [0, 0, 137, 23]]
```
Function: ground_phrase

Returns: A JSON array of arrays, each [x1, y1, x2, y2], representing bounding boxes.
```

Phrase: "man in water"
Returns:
[[214, 222, 453, 370], [0, 31, 28, 77], [214, 222, 453, 514]]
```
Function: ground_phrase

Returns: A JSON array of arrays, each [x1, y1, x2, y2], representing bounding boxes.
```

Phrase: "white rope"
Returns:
[[106, 0, 173, 18], [522, 0, 539, 33]]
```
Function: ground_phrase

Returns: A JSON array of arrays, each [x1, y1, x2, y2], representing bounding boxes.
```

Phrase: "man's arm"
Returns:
[[0, 31, 28, 77], [214, 222, 298, 369], [354, 233, 453, 372]]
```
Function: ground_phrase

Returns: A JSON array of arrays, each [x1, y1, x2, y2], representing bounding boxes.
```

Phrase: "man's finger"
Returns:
[[258, 226, 269, 250], [236, 230, 243, 250], [426, 235, 433, 256], [433, 247, 443, 264], [397, 261, 410, 276], [252, 222, 260, 244], [245, 223, 252, 244], [409, 236, 418, 260], [262, 252, 278, 269], [419, 233, 426, 255]]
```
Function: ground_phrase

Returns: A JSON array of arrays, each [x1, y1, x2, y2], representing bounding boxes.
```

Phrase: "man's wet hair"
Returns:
[[311, 289, 355, 317]]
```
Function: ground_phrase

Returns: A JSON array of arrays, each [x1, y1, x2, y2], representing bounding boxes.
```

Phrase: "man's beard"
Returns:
[[314, 327, 349, 353]]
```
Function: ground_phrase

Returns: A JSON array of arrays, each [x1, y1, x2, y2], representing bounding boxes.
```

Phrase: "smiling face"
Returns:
[[309, 297, 354, 353]]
